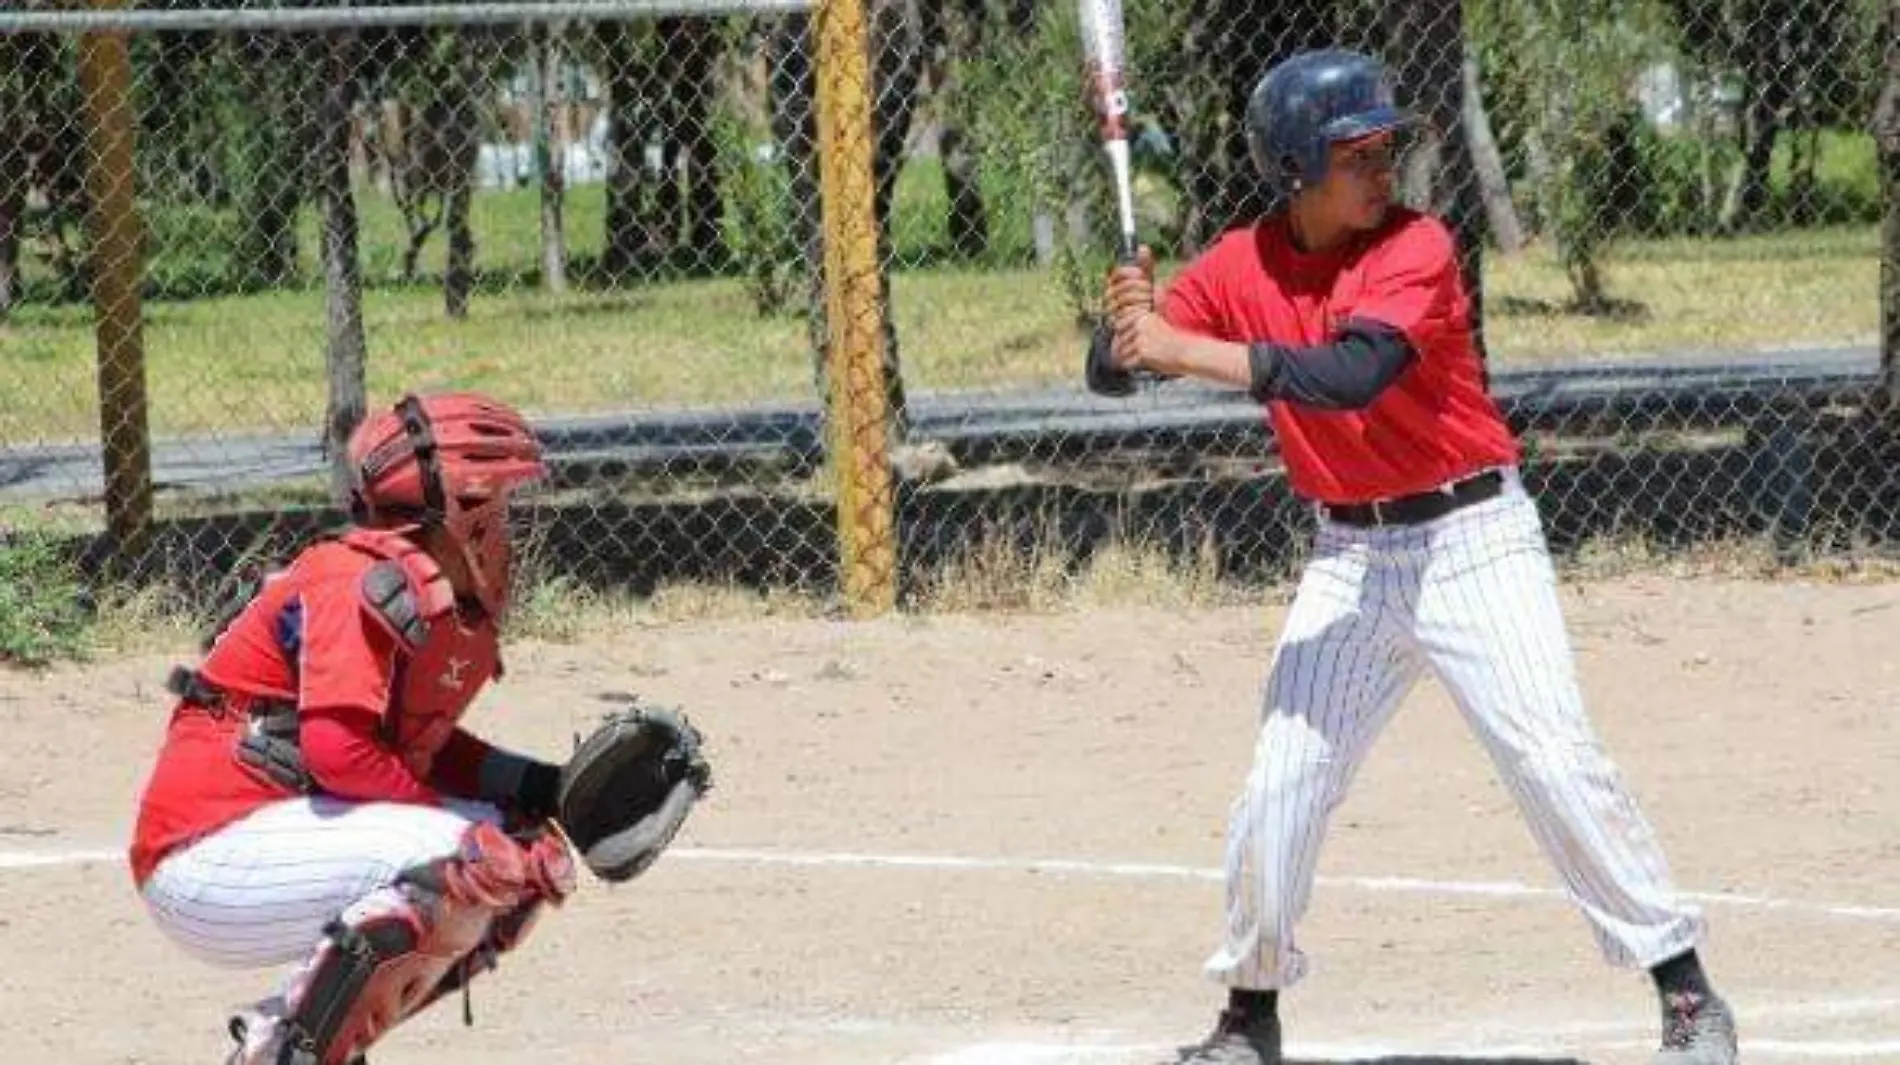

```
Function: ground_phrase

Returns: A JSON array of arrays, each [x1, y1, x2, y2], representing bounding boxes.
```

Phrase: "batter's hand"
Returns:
[[1112, 307, 1180, 373], [1104, 244, 1157, 322]]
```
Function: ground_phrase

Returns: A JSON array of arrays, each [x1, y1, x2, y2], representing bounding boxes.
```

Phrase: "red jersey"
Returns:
[[128, 531, 502, 887], [1162, 206, 1519, 505]]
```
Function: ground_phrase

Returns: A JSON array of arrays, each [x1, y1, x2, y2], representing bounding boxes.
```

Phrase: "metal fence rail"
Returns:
[[0, 1, 810, 34], [0, 345, 1881, 500]]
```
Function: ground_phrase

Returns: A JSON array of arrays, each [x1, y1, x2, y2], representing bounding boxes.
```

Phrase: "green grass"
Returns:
[[1482, 224, 1880, 356], [0, 167, 1883, 445], [0, 533, 93, 667]]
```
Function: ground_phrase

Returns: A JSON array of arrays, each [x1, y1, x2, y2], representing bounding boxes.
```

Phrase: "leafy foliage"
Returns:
[[0, 533, 93, 668]]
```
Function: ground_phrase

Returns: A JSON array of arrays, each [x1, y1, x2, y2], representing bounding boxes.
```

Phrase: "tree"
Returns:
[[649, 16, 724, 268], [594, 18, 728, 282], [533, 22, 570, 294], [1490, 0, 1658, 312], [1378, 1, 1490, 359], [1664, 0, 1854, 232], [597, 19, 655, 281], [437, 36, 484, 320], [0, 32, 87, 310], [0, 35, 27, 319], [318, 29, 369, 495], [1877, 0, 1899, 401], [373, 28, 488, 317], [1160, 0, 1339, 253], [1463, 55, 1526, 256], [235, 30, 312, 289], [927, 0, 1034, 260]]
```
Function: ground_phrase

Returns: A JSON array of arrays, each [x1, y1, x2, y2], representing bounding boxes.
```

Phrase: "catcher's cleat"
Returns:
[[1654, 990, 1739, 1065], [1160, 1006, 1282, 1065], [225, 1008, 326, 1065]]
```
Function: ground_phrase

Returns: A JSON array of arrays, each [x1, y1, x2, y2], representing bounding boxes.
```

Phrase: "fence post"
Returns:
[[812, 0, 896, 617], [78, 0, 153, 572]]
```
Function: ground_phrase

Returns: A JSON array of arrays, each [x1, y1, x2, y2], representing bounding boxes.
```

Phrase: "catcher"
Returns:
[[126, 391, 711, 1065]]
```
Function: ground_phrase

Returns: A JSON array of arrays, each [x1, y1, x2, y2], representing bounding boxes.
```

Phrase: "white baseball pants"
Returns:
[[1205, 469, 1706, 990], [141, 795, 502, 969]]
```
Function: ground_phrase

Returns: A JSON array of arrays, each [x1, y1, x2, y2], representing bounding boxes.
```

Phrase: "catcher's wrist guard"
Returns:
[[557, 698, 712, 884], [513, 759, 562, 821]]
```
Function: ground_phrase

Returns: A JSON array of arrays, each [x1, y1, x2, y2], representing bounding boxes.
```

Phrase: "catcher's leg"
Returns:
[[142, 796, 509, 969], [227, 821, 573, 1065], [1201, 528, 1423, 991]]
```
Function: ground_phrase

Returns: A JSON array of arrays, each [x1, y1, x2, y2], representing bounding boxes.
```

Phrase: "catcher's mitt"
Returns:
[[557, 699, 712, 884]]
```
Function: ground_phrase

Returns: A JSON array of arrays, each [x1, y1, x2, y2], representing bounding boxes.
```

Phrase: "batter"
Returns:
[[1095, 47, 1740, 1065]]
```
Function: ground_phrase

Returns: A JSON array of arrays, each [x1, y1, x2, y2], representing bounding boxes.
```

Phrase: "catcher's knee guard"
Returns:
[[229, 823, 574, 1065]]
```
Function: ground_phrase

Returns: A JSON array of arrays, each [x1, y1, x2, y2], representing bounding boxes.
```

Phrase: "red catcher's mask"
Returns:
[[346, 392, 546, 619]]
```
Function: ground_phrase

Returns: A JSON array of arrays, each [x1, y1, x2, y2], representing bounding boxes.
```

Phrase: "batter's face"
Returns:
[[1310, 131, 1399, 232]]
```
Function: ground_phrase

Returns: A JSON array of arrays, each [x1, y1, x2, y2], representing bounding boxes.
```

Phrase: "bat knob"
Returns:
[[1084, 318, 1138, 398]]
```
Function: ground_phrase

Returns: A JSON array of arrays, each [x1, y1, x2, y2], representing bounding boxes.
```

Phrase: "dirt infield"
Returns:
[[2, 574, 1897, 1065]]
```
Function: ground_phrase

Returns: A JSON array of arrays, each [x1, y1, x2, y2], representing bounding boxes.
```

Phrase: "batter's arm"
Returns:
[[1125, 316, 1415, 409], [1245, 321, 1417, 410]]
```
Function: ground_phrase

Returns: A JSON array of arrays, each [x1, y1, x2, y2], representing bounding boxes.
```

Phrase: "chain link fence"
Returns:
[[2, 0, 1898, 617]]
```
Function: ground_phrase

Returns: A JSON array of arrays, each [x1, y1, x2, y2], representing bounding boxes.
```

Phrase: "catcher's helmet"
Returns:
[[1245, 48, 1412, 193], [347, 391, 545, 617]]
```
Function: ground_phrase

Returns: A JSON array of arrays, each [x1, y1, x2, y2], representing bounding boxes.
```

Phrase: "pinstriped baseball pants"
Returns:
[[140, 796, 503, 970], [1204, 469, 1706, 990]]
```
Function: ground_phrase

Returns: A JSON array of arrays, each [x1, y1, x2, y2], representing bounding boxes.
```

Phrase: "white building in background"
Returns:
[[476, 111, 612, 189], [476, 62, 614, 189], [1633, 61, 1742, 135]]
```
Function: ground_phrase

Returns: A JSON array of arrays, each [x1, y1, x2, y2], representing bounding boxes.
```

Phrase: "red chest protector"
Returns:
[[334, 529, 501, 779], [178, 529, 502, 794]]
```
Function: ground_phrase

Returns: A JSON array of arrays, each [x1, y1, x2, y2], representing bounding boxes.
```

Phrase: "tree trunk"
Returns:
[[388, 99, 443, 285], [1693, 66, 1721, 235], [1720, 15, 1792, 234], [1876, 0, 1900, 404], [1719, 84, 1784, 232], [1168, 0, 1336, 254], [599, 21, 649, 282], [940, 126, 987, 258], [1382, 1, 1487, 363], [682, 22, 725, 262], [318, 30, 369, 496], [767, 13, 827, 359], [237, 32, 304, 289], [1462, 54, 1524, 255], [1543, 73, 1608, 314], [651, 17, 722, 270], [441, 43, 480, 319], [931, 5, 988, 260], [0, 37, 23, 319], [444, 181, 474, 318], [536, 23, 569, 294]]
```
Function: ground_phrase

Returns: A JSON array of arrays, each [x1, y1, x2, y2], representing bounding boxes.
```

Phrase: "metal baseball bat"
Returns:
[[1077, 0, 1139, 267], [1078, 0, 1150, 396]]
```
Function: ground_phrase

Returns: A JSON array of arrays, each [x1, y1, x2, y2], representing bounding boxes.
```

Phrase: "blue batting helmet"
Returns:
[[1245, 48, 1412, 193]]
